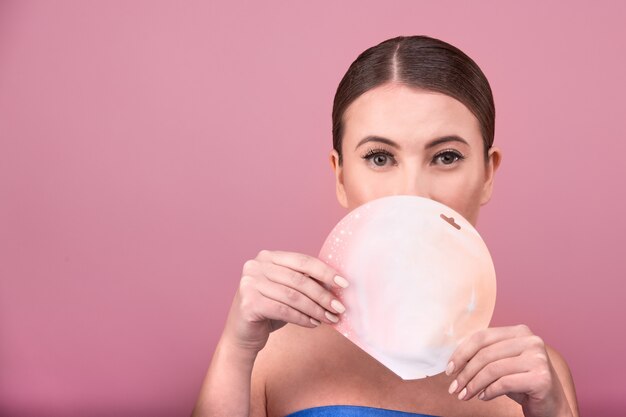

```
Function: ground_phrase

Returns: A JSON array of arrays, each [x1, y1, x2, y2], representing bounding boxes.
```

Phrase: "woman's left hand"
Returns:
[[445, 324, 573, 417]]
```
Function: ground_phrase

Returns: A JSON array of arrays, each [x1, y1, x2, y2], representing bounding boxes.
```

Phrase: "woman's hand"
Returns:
[[221, 249, 349, 354], [445, 325, 574, 417]]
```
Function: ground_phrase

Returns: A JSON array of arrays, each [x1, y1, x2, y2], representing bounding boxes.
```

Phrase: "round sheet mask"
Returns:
[[319, 195, 496, 380]]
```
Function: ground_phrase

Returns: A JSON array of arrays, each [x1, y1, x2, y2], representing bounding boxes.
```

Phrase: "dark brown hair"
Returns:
[[332, 35, 494, 165]]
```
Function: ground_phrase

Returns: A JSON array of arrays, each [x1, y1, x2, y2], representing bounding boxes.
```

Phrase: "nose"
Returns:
[[398, 170, 430, 199]]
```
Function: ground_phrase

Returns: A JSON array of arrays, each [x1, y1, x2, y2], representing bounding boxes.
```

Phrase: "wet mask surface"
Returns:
[[318, 195, 496, 380]]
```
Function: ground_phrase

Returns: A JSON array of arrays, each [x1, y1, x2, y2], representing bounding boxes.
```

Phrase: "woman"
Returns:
[[192, 35, 579, 417]]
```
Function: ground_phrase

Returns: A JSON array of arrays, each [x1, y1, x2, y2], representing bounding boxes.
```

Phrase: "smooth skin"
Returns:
[[192, 83, 580, 417]]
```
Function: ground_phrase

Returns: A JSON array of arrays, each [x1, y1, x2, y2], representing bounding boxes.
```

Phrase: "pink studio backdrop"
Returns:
[[1, 1, 624, 416]]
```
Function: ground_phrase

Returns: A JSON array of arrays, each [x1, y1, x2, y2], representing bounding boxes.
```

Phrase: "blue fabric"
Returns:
[[284, 405, 439, 417]]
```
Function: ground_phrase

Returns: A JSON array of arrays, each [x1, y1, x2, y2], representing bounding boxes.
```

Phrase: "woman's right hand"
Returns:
[[222, 249, 350, 354]]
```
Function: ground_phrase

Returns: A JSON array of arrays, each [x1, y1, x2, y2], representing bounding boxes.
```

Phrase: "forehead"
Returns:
[[342, 84, 482, 148]]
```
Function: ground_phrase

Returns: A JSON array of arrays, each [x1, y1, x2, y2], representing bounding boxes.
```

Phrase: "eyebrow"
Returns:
[[354, 135, 470, 150]]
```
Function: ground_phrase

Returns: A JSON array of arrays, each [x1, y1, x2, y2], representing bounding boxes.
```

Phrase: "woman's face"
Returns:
[[329, 83, 502, 227]]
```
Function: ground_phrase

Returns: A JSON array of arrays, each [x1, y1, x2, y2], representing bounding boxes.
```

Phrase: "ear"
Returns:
[[329, 149, 348, 208], [479, 146, 503, 206]]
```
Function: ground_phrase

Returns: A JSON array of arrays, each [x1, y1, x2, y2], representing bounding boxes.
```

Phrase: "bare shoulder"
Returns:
[[249, 324, 305, 417], [256, 322, 324, 375], [545, 343, 580, 417], [250, 323, 327, 417], [259, 322, 344, 391]]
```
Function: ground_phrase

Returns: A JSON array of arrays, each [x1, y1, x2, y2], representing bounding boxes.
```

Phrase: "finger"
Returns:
[[259, 250, 349, 289], [478, 372, 538, 402], [256, 275, 339, 325], [254, 288, 322, 329], [449, 336, 532, 395], [261, 262, 346, 316], [447, 325, 533, 376], [452, 356, 530, 401]]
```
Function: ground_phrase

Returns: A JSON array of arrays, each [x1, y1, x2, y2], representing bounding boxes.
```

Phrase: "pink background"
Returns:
[[1, 1, 624, 416]]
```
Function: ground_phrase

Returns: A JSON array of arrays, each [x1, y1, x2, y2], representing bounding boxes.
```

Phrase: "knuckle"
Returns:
[[290, 271, 306, 286], [473, 349, 488, 364], [456, 364, 469, 387], [516, 324, 531, 335], [528, 335, 544, 347], [239, 292, 257, 315], [473, 328, 487, 345], [483, 361, 500, 379], [257, 249, 270, 259], [319, 289, 334, 307], [239, 274, 255, 289], [496, 376, 512, 392], [284, 286, 300, 302], [275, 303, 290, 319], [322, 267, 337, 283], [490, 379, 504, 395], [534, 351, 548, 363], [313, 305, 326, 319], [297, 254, 310, 268], [242, 259, 258, 273], [537, 367, 551, 379], [467, 380, 481, 397], [534, 369, 552, 390], [239, 297, 253, 315], [455, 371, 467, 387]]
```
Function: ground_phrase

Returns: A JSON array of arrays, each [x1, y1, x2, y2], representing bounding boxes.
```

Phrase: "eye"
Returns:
[[433, 149, 465, 166], [361, 148, 397, 168]]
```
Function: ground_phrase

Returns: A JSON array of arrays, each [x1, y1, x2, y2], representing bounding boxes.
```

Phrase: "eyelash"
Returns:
[[360, 147, 465, 167]]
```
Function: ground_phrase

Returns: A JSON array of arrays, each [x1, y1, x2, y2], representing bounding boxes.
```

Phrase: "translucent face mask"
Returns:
[[319, 195, 496, 380]]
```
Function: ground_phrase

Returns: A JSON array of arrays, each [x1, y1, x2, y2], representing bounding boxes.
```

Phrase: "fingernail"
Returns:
[[457, 387, 467, 400], [310, 318, 321, 326], [448, 379, 458, 394], [325, 311, 339, 323], [334, 275, 349, 288], [478, 391, 485, 400], [445, 361, 455, 375], [331, 299, 346, 313]]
